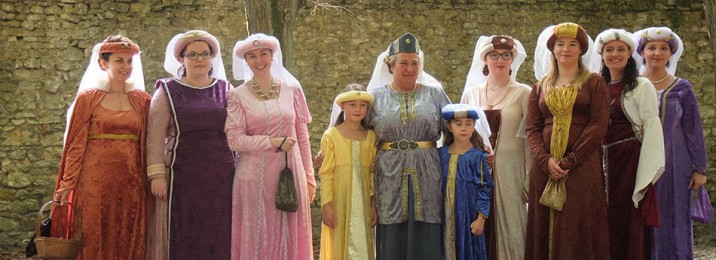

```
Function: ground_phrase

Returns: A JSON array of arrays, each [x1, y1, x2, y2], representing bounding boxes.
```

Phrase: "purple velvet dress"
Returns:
[[159, 78, 235, 259], [651, 78, 707, 260]]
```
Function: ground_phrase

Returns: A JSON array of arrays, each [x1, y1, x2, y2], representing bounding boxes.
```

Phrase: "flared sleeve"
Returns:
[[368, 131, 377, 198], [625, 77, 665, 206], [473, 152, 494, 218], [293, 86, 315, 188], [679, 80, 708, 175], [224, 86, 274, 152], [56, 90, 103, 192], [318, 130, 336, 207], [519, 86, 533, 195], [525, 84, 551, 172], [558, 75, 610, 170]]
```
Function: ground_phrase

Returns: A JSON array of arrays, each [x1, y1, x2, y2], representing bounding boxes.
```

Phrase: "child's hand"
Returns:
[[322, 204, 337, 228], [308, 183, 316, 203], [371, 200, 378, 227], [470, 215, 486, 235], [484, 146, 495, 168], [314, 152, 324, 168]]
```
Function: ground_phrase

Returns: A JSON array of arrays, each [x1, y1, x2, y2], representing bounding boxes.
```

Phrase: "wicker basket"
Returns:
[[35, 201, 82, 260]]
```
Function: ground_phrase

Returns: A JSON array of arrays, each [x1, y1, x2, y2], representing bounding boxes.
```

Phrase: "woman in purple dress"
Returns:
[[595, 28, 664, 260], [146, 30, 235, 260], [634, 27, 708, 260]]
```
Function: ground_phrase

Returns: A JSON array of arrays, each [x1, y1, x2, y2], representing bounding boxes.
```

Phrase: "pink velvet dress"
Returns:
[[225, 80, 315, 260]]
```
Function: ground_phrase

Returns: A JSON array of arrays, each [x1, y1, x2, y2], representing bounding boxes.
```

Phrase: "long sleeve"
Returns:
[[519, 88, 532, 194], [627, 78, 665, 206], [293, 87, 315, 187], [474, 155, 494, 218], [369, 131, 377, 198], [525, 84, 551, 172], [57, 91, 98, 191], [679, 81, 708, 175], [318, 132, 336, 207], [558, 75, 610, 170], [224, 87, 274, 152], [146, 85, 172, 169]]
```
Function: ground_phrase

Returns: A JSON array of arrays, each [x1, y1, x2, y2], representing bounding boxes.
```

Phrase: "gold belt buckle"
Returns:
[[390, 139, 418, 151]]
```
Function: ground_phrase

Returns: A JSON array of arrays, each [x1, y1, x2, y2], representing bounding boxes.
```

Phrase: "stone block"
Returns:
[[0, 217, 20, 231], [7, 172, 32, 189], [8, 198, 37, 214]]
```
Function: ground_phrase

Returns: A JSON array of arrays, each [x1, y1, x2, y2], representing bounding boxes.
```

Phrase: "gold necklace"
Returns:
[[485, 83, 509, 109], [649, 73, 669, 84], [251, 78, 278, 100]]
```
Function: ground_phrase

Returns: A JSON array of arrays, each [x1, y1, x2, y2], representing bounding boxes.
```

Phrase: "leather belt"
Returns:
[[380, 140, 435, 151]]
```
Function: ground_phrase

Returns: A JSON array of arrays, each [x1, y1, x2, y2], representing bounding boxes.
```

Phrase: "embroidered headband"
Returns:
[[99, 41, 140, 55], [636, 27, 679, 54], [335, 91, 374, 106], [172, 30, 220, 61], [479, 35, 517, 60], [234, 33, 280, 59], [547, 22, 589, 56], [594, 28, 637, 55], [442, 104, 480, 120], [388, 33, 420, 57]]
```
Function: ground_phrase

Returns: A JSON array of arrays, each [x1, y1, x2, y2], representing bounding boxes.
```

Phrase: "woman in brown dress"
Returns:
[[51, 35, 151, 259], [525, 22, 610, 259]]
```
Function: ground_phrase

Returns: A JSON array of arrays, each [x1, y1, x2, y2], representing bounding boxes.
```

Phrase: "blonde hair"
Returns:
[[539, 54, 592, 93]]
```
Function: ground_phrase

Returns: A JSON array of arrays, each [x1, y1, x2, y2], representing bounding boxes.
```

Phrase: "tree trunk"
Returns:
[[705, 0, 715, 67], [244, 0, 299, 70], [244, 0, 273, 35]]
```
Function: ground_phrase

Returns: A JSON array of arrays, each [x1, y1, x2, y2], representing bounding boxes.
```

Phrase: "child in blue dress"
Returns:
[[439, 104, 494, 260]]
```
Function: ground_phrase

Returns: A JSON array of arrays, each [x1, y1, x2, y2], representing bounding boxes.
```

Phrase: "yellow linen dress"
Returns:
[[319, 127, 377, 260]]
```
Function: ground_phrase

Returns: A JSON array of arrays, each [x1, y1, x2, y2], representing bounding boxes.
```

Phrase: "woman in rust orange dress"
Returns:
[[51, 35, 151, 259]]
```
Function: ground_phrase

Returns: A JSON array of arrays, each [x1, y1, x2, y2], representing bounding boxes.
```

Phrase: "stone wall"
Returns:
[[0, 0, 249, 250], [1, 0, 714, 252]]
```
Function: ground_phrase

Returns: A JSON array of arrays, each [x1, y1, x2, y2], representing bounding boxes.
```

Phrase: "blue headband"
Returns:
[[442, 104, 479, 120]]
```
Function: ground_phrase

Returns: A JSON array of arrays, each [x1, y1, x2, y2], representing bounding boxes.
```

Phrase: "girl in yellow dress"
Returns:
[[319, 85, 378, 260]]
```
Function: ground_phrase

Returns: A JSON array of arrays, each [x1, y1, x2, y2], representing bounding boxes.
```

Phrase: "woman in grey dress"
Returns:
[[366, 33, 450, 260]]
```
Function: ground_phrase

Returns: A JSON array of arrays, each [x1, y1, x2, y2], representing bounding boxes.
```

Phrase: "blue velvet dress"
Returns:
[[439, 145, 494, 260]]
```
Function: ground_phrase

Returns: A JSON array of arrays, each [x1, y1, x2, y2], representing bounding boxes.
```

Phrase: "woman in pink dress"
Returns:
[[225, 33, 315, 260]]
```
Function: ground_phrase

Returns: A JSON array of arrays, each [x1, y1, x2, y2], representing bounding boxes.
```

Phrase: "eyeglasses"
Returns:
[[184, 51, 212, 60], [487, 52, 513, 60]]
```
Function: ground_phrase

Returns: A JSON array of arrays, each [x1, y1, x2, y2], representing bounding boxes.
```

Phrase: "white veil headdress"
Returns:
[[632, 27, 684, 76], [330, 47, 442, 128], [366, 48, 441, 92], [462, 35, 528, 96], [533, 25, 602, 81], [64, 42, 145, 145], [232, 33, 301, 89], [163, 31, 227, 80], [460, 35, 527, 146]]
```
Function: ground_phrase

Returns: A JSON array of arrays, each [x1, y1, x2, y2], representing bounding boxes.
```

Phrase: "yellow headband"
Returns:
[[335, 91, 374, 106], [555, 22, 579, 39]]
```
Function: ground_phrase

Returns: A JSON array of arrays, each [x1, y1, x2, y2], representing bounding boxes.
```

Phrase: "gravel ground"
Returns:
[[3, 215, 714, 260]]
